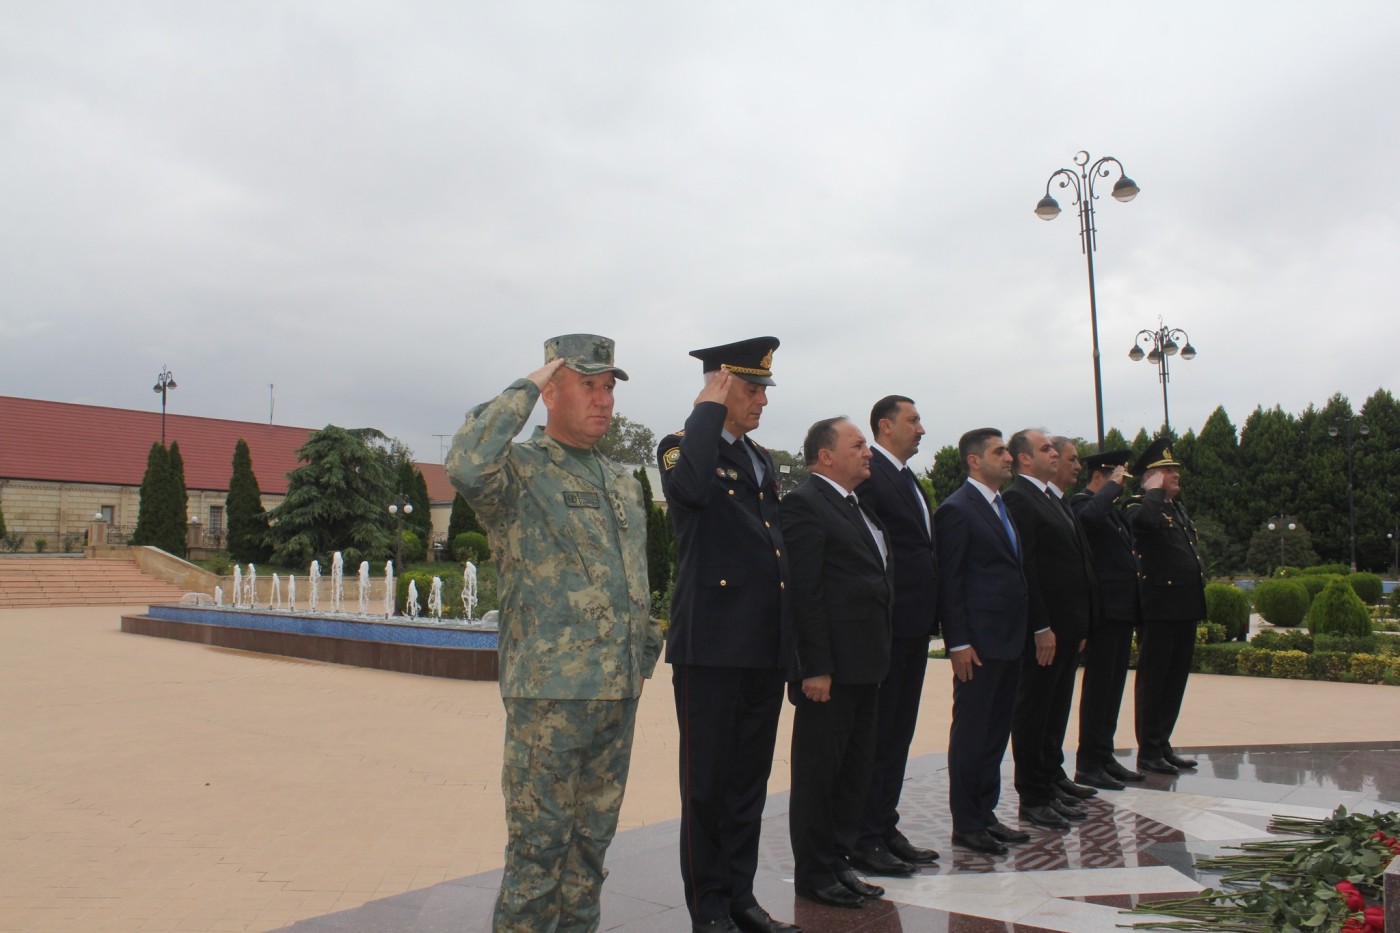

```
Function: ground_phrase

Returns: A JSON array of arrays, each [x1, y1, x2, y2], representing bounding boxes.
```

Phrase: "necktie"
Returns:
[[902, 466, 931, 535], [847, 495, 886, 566], [994, 493, 1018, 556], [1046, 487, 1076, 527]]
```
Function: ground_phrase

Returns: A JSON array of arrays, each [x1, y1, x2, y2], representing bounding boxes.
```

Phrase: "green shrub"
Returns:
[[33, 538, 48, 553], [1349, 653, 1389, 684], [1383, 659, 1400, 687], [1308, 578, 1373, 637], [1196, 622, 1228, 645], [1252, 579, 1311, 628], [1275, 565, 1303, 578], [1252, 629, 1314, 653], [1301, 563, 1350, 576], [1270, 649, 1309, 679], [398, 530, 426, 564], [1314, 633, 1390, 656], [453, 531, 491, 562], [1346, 572, 1384, 605], [1192, 642, 1247, 675], [1308, 651, 1350, 682], [1297, 574, 1336, 603], [395, 570, 465, 617], [201, 554, 236, 575], [1236, 647, 1271, 677], [1205, 583, 1251, 641]]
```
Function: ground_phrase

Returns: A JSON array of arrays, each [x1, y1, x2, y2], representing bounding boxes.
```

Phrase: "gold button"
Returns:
[[728, 489, 735, 496], [780, 582, 785, 590], [759, 492, 765, 500], [764, 521, 771, 528], [719, 579, 727, 587], [775, 549, 781, 557]]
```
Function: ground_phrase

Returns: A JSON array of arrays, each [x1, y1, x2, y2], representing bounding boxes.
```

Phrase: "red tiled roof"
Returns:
[[0, 396, 453, 501]]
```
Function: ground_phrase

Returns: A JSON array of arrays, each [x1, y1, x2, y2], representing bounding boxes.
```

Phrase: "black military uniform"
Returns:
[[659, 337, 796, 933], [1070, 449, 1146, 788], [1124, 438, 1207, 775]]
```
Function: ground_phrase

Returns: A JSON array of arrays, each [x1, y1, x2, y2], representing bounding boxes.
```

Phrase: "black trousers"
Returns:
[[856, 636, 930, 849], [789, 681, 879, 890], [673, 664, 784, 923], [1011, 633, 1081, 808], [1076, 620, 1137, 772], [948, 656, 1019, 833], [1135, 619, 1196, 759]]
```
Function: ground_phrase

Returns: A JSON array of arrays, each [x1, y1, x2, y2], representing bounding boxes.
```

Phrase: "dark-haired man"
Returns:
[[934, 429, 1033, 855], [849, 396, 939, 875]]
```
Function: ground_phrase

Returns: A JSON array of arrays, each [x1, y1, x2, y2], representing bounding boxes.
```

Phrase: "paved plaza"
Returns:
[[3, 605, 1399, 931]]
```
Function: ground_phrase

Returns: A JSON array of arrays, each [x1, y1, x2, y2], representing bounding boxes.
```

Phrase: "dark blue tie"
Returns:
[[994, 493, 1018, 556]]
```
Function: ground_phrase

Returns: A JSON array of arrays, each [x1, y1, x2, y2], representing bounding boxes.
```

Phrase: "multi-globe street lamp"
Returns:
[[1129, 319, 1197, 435], [1035, 150, 1141, 447], [1267, 515, 1297, 571], [387, 497, 414, 572], [152, 365, 178, 444], [1328, 418, 1369, 572]]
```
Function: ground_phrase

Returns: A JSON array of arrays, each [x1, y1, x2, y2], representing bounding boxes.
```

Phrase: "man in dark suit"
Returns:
[[659, 337, 799, 933], [1126, 438, 1207, 776], [1071, 449, 1148, 790], [1003, 429, 1098, 831], [849, 396, 940, 876], [935, 428, 1038, 856], [783, 417, 894, 910]]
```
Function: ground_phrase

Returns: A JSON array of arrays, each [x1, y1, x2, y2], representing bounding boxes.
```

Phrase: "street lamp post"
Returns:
[[1388, 528, 1398, 579], [152, 366, 178, 444], [1328, 418, 1369, 572], [387, 497, 414, 572], [1036, 150, 1141, 447], [1267, 515, 1297, 571], [1128, 318, 1197, 435]]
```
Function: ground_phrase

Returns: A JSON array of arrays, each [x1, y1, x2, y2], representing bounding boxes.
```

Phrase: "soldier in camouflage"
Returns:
[[445, 334, 662, 933]]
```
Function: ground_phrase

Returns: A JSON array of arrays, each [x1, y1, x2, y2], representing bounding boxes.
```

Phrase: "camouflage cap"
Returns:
[[543, 334, 630, 381]]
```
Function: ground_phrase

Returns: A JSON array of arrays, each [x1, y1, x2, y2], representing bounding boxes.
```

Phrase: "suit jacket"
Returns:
[[1070, 481, 1142, 624], [1002, 475, 1098, 645], [933, 480, 1028, 662], [1125, 488, 1207, 623], [659, 401, 791, 669], [856, 452, 938, 639], [781, 476, 894, 685]]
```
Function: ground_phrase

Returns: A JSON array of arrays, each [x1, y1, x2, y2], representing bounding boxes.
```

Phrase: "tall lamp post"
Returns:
[[152, 366, 178, 444], [1128, 318, 1196, 435], [1267, 515, 1297, 571], [1035, 150, 1141, 447], [1388, 527, 1398, 579], [1328, 418, 1369, 572], [388, 497, 414, 572]]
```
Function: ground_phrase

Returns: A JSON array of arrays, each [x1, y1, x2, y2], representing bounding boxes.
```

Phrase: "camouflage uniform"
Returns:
[[446, 376, 661, 933]]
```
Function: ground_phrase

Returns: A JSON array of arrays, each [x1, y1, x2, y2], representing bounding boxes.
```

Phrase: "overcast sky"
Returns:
[[4, 2, 1397, 471]]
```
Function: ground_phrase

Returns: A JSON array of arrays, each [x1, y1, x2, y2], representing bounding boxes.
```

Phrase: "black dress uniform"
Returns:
[[660, 338, 793, 930], [1124, 438, 1207, 770]]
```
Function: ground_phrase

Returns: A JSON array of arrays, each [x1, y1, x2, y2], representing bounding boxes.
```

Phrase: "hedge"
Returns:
[[1308, 577, 1373, 637], [1204, 583, 1251, 641], [1253, 578, 1310, 627]]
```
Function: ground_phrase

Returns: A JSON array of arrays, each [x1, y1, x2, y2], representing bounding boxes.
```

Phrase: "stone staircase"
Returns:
[[0, 557, 187, 608]]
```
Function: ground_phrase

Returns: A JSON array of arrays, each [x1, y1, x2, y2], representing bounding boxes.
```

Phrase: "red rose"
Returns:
[[1363, 905, 1384, 931], [1336, 881, 1365, 911], [1342, 918, 1366, 933]]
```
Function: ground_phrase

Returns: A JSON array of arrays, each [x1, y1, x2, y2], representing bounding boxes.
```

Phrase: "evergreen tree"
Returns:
[[1181, 406, 1242, 544], [1296, 395, 1358, 564], [1100, 427, 1131, 453], [1237, 405, 1300, 550], [1244, 516, 1319, 575], [925, 444, 964, 503], [447, 493, 485, 540], [1357, 388, 1400, 572], [1129, 428, 1151, 464], [411, 469, 433, 546], [166, 441, 189, 558], [130, 442, 169, 550], [226, 439, 271, 563], [394, 460, 433, 543], [635, 467, 674, 596], [264, 425, 396, 566], [0, 499, 7, 539]]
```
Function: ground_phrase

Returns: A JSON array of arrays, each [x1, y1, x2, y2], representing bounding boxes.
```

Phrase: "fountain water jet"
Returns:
[[330, 552, 344, 613], [308, 560, 321, 613]]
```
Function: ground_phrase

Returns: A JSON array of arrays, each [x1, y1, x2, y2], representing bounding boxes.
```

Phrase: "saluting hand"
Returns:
[[1110, 465, 1128, 485], [695, 369, 733, 406], [1141, 470, 1165, 491], [527, 357, 567, 390]]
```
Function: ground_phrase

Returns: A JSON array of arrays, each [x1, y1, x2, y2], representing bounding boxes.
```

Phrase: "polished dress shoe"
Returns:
[[1048, 797, 1086, 821], [1138, 756, 1180, 775], [835, 867, 884, 899], [693, 919, 740, 932], [796, 881, 864, 909], [1019, 804, 1069, 829], [1165, 752, 1198, 769], [1104, 759, 1146, 782], [1056, 777, 1098, 798], [848, 844, 916, 876], [951, 829, 1009, 854], [1075, 768, 1126, 791], [986, 820, 1030, 844], [885, 829, 939, 864], [731, 905, 801, 933]]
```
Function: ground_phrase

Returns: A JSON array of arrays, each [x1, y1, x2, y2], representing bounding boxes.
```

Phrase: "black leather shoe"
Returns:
[[1049, 798, 1086, 821], [1018, 804, 1069, 829], [693, 920, 740, 932], [731, 905, 801, 933], [796, 882, 864, 909], [1104, 759, 1146, 782], [986, 820, 1030, 844], [1138, 757, 1180, 775], [835, 867, 884, 899], [884, 830, 939, 864], [1075, 768, 1126, 791], [1056, 777, 1098, 798], [951, 829, 1009, 854], [848, 844, 916, 876], [1165, 752, 1198, 770]]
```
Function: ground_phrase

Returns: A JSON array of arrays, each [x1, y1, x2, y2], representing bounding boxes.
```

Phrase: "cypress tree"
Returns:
[[447, 493, 484, 540], [410, 468, 433, 543], [634, 467, 673, 596], [226, 439, 270, 563], [131, 443, 169, 549], [166, 441, 189, 558]]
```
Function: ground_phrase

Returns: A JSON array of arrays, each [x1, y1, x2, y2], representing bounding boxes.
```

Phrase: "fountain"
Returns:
[[308, 560, 320, 612], [271, 573, 282, 610], [383, 561, 395, 618], [287, 574, 296, 611], [232, 565, 243, 607], [246, 564, 258, 609], [463, 561, 478, 621], [356, 561, 370, 615], [406, 580, 420, 619], [214, 585, 224, 607], [428, 576, 443, 621], [330, 552, 344, 614]]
